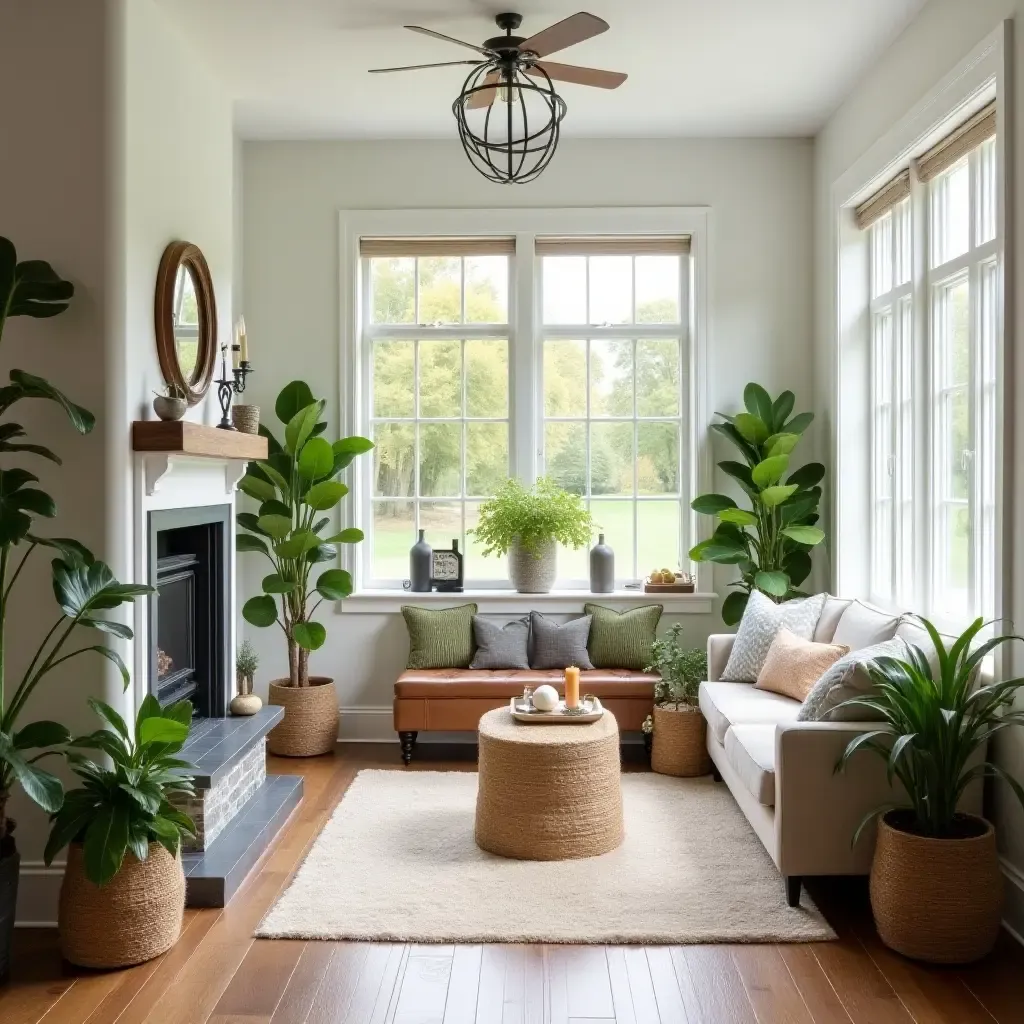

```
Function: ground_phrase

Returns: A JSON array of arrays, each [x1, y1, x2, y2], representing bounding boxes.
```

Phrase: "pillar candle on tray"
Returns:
[[564, 665, 580, 709]]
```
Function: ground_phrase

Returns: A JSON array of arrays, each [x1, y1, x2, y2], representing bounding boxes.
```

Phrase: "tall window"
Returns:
[[356, 230, 695, 589]]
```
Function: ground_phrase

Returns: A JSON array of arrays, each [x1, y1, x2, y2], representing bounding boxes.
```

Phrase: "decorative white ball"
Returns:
[[531, 684, 559, 712]]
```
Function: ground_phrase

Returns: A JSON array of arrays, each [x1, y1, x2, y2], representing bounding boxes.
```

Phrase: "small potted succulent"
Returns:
[[231, 638, 262, 716], [152, 383, 188, 421], [471, 477, 593, 594], [645, 625, 710, 777]]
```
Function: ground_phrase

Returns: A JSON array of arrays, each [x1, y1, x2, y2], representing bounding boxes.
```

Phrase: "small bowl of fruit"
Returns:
[[644, 568, 695, 592]]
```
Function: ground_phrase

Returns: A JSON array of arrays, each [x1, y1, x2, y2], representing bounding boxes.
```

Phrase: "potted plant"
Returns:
[[645, 626, 710, 777], [236, 380, 373, 756], [836, 616, 1024, 963], [689, 383, 826, 624], [231, 638, 262, 716], [45, 696, 195, 968], [472, 477, 593, 594], [152, 383, 187, 421], [0, 236, 152, 981]]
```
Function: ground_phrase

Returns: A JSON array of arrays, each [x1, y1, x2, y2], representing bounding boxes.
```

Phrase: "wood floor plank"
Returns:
[[501, 945, 525, 1024], [0, 928, 77, 1024], [547, 946, 569, 1024], [378, 945, 411, 1024], [523, 946, 545, 1024], [474, 945, 506, 1024], [342, 943, 406, 1024], [676, 946, 756, 1024], [810, 935, 916, 1024], [649, 947, 694, 1024], [625, 946, 662, 1023], [35, 971, 124, 1024], [562, 946, 614, 1021], [776, 944, 854, 1024], [213, 939, 305, 1018], [306, 942, 371, 1024], [956, 931, 1024, 1024], [443, 945, 482, 1024], [393, 952, 453, 1024], [605, 947, 637, 1024], [731, 946, 814, 1024], [270, 941, 337, 1024]]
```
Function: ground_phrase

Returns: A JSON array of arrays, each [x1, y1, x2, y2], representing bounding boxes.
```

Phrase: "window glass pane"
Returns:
[[370, 258, 414, 324], [871, 213, 892, 298], [420, 501, 462, 556], [372, 340, 414, 417], [418, 339, 462, 417], [637, 422, 679, 495], [419, 423, 461, 497], [590, 339, 633, 416], [543, 256, 586, 323], [944, 388, 969, 500], [894, 199, 912, 287], [590, 422, 633, 495], [977, 138, 997, 246], [545, 421, 586, 495], [466, 340, 508, 417], [372, 500, 413, 580], [591, 500, 634, 580], [466, 422, 508, 496], [465, 502, 508, 580], [636, 338, 680, 416], [938, 504, 970, 619], [939, 276, 970, 389], [465, 256, 508, 323], [931, 160, 970, 266], [635, 255, 680, 323], [637, 501, 680, 580], [418, 256, 462, 323], [589, 255, 632, 325], [373, 423, 414, 497], [558, 531, 590, 581], [544, 340, 587, 416]]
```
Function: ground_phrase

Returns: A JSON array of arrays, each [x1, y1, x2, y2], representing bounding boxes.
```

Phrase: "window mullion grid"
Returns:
[[413, 337, 421, 537], [461, 337, 467, 558], [632, 336, 639, 582]]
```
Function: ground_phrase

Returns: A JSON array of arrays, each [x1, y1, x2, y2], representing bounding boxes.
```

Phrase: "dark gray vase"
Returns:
[[409, 529, 432, 592], [590, 533, 614, 592]]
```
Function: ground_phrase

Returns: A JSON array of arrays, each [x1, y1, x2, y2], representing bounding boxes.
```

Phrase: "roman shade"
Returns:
[[359, 237, 515, 257], [915, 102, 996, 183], [853, 170, 911, 230], [534, 235, 691, 255]]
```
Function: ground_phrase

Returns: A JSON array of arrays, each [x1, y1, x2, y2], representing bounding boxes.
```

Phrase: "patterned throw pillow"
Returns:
[[529, 612, 595, 670], [797, 636, 909, 721], [401, 603, 478, 670], [755, 628, 849, 702], [721, 591, 827, 682], [584, 603, 663, 671], [470, 616, 530, 670]]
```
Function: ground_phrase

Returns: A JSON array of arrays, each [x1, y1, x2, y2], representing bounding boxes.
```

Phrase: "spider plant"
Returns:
[[835, 615, 1024, 842]]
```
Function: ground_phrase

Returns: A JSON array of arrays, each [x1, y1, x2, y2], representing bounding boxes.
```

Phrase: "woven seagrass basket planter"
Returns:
[[651, 704, 711, 777], [267, 676, 338, 756], [59, 842, 184, 969], [870, 811, 1003, 964]]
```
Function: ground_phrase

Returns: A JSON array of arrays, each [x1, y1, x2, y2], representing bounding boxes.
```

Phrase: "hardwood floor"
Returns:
[[2, 743, 1022, 1024]]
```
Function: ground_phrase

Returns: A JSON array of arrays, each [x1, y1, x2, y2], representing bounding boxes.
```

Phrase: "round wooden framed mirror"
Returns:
[[154, 241, 217, 406]]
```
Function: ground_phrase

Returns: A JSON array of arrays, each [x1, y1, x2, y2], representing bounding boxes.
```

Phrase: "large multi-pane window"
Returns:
[[356, 232, 693, 588]]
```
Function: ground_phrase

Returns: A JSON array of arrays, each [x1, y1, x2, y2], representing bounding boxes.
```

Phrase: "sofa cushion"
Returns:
[[797, 636, 909, 721], [402, 603, 478, 669], [470, 615, 530, 670], [813, 596, 853, 643], [724, 724, 776, 806], [831, 599, 900, 649], [721, 591, 827, 682], [584, 602, 662, 671], [756, 628, 849, 702], [395, 668, 657, 699], [698, 680, 801, 745]]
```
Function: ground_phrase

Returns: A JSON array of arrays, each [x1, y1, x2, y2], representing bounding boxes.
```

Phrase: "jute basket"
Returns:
[[231, 404, 260, 434], [508, 537, 557, 594], [870, 811, 1003, 963], [267, 676, 338, 756], [59, 842, 184, 969], [651, 704, 711, 777]]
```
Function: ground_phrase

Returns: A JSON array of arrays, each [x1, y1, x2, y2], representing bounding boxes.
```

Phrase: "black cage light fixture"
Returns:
[[369, 12, 627, 185]]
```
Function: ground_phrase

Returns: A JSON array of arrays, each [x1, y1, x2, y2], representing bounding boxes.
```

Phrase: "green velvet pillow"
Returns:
[[402, 603, 478, 669], [584, 603, 663, 671]]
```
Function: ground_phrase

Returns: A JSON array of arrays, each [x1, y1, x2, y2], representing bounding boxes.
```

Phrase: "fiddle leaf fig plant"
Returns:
[[0, 236, 153, 851], [237, 381, 373, 686], [690, 383, 825, 625]]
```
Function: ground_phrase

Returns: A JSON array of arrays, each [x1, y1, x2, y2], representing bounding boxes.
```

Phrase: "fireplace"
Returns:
[[148, 505, 231, 718]]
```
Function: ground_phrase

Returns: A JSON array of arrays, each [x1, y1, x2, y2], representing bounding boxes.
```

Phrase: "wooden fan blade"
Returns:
[[404, 25, 493, 56], [369, 60, 482, 73], [465, 71, 501, 108], [518, 12, 609, 58], [527, 60, 626, 89]]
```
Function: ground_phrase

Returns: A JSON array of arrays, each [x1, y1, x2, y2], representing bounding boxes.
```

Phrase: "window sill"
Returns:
[[340, 589, 716, 615]]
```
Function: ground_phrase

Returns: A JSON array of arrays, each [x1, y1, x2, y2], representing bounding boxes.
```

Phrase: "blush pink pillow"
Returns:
[[756, 627, 850, 703]]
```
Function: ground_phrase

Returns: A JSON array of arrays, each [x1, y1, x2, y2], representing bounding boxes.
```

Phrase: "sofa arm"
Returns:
[[706, 634, 735, 682]]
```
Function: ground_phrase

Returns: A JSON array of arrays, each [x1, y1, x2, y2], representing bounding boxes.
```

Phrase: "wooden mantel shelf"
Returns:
[[132, 420, 267, 460]]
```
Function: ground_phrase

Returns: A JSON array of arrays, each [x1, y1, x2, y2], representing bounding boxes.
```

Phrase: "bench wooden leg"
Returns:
[[785, 875, 802, 907], [399, 731, 418, 766]]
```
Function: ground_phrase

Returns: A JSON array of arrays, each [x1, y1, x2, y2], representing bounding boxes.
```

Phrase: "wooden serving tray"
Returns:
[[509, 696, 604, 724], [643, 577, 695, 594]]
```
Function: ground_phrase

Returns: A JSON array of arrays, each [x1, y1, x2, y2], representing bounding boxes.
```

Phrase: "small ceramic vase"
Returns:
[[153, 395, 186, 421]]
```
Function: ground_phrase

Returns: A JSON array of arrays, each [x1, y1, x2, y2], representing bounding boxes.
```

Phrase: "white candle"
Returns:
[[237, 315, 248, 363]]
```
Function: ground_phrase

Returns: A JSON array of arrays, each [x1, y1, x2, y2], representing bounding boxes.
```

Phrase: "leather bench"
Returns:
[[393, 668, 657, 764]]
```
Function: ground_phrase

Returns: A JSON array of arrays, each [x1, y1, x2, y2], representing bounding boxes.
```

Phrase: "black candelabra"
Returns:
[[216, 344, 255, 429]]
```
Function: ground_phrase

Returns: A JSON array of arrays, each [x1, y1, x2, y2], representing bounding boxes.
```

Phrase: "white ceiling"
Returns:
[[156, 0, 929, 139]]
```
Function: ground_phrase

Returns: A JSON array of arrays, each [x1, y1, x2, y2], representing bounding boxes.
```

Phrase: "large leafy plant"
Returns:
[[646, 625, 706, 709], [44, 696, 195, 885], [237, 381, 373, 687], [690, 383, 826, 625], [0, 236, 151, 852], [837, 616, 1024, 842]]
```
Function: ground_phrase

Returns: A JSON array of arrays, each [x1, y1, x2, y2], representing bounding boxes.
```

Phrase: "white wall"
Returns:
[[813, 0, 1024, 934], [241, 138, 815, 737]]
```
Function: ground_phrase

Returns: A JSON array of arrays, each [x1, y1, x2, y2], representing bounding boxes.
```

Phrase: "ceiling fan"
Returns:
[[368, 12, 628, 184]]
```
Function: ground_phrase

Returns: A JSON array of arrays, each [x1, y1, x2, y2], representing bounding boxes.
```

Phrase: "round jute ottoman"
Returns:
[[475, 707, 623, 860]]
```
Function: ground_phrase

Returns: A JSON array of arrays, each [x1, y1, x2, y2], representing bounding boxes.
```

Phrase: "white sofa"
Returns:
[[699, 596, 982, 907]]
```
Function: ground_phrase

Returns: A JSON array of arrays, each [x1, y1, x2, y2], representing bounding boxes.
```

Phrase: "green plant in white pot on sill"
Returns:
[[471, 477, 593, 594]]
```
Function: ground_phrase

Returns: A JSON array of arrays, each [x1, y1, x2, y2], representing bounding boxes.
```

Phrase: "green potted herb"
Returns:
[[471, 477, 593, 594], [45, 696, 195, 969], [836, 616, 1024, 963], [231, 638, 262, 716], [0, 236, 152, 981], [689, 383, 825, 625], [236, 380, 373, 756], [645, 626, 709, 777]]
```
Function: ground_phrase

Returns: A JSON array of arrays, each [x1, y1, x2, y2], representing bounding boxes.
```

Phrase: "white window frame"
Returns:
[[338, 207, 711, 597]]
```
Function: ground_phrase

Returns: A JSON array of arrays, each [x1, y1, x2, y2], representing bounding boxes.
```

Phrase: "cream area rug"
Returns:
[[256, 770, 835, 944]]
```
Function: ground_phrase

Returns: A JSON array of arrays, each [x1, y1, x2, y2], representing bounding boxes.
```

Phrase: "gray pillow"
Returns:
[[798, 636, 909, 721], [529, 612, 594, 670], [470, 616, 530, 670]]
